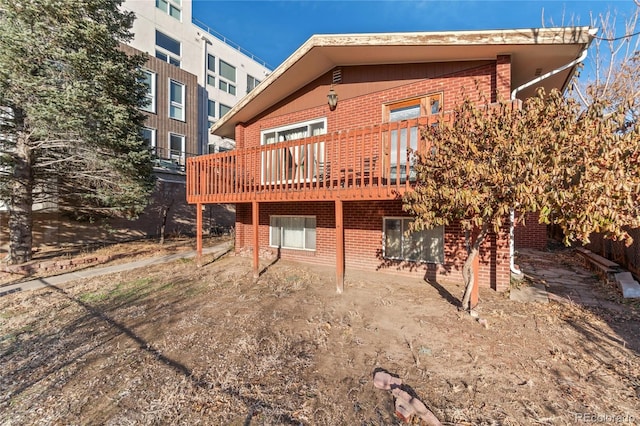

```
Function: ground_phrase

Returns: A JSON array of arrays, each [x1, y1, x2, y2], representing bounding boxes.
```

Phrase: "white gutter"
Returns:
[[508, 32, 594, 275], [510, 46, 590, 101]]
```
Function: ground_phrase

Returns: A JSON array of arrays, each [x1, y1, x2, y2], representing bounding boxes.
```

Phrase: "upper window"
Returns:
[[156, 0, 181, 20], [383, 218, 444, 264], [219, 60, 236, 83], [383, 93, 443, 183], [169, 132, 185, 164], [169, 80, 185, 121], [141, 70, 156, 113], [247, 75, 260, 93], [219, 79, 236, 95], [155, 30, 181, 67], [219, 103, 231, 118], [141, 127, 156, 148], [206, 54, 216, 87], [270, 216, 316, 251], [383, 93, 442, 122], [218, 60, 236, 95], [261, 118, 326, 145], [207, 100, 216, 118]]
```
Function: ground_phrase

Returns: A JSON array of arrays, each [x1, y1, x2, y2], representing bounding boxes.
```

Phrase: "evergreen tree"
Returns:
[[0, 0, 155, 263]]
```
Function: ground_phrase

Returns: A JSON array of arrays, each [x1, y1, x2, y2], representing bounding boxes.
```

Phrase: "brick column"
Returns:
[[496, 55, 512, 101]]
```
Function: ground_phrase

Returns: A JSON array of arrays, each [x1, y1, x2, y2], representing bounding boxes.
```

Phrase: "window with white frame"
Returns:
[[270, 216, 316, 251], [141, 70, 156, 113], [141, 127, 156, 149], [219, 79, 236, 95], [169, 133, 185, 164], [219, 59, 236, 94], [156, 0, 181, 20], [169, 80, 185, 121], [260, 118, 327, 184], [207, 99, 215, 118], [261, 118, 326, 145], [219, 103, 231, 118], [155, 30, 181, 66], [383, 218, 444, 263], [247, 74, 260, 93], [206, 54, 215, 87]]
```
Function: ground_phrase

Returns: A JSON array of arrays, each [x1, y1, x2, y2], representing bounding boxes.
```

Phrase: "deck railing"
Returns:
[[187, 114, 450, 203]]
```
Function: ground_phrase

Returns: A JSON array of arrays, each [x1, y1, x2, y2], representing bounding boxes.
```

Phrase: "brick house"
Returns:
[[187, 28, 595, 292]]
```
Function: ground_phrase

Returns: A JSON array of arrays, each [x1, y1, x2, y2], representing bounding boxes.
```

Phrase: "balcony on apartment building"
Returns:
[[187, 114, 453, 204], [153, 146, 198, 173]]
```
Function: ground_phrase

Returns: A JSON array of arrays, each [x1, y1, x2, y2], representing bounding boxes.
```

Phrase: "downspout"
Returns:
[[508, 40, 592, 276]]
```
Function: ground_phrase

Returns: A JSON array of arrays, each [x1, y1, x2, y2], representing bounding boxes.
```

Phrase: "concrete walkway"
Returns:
[[0, 242, 232, 297], [510, 248, 625, 311]]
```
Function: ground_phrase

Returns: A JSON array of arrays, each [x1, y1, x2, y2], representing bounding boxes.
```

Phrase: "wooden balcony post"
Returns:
[[252, 201, 260, 278], [196, 203, 203, 259], [335, 199, 344, 294]]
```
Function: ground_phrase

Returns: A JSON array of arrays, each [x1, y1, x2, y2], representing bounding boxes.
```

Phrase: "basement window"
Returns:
[[383, 217, 443, 263], [270, 216, 316, 251]]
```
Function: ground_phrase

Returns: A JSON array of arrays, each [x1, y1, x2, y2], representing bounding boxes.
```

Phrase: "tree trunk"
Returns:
[[461, 222, 489, 311], [8, 108, 34, 264], [160, 205, 169, 245]]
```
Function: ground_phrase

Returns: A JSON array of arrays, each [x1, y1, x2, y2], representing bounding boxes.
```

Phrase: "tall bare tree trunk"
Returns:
[[8, 108, 34, 264]]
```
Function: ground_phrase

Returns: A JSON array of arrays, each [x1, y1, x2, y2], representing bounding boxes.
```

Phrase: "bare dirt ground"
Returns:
[[1, 241, 639, 425]]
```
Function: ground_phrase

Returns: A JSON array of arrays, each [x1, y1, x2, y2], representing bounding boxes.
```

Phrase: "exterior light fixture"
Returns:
[[327, 87, 338, 111]]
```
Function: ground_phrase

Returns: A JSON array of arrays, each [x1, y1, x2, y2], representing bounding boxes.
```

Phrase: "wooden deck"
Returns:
[[187, 115, 449, 204]]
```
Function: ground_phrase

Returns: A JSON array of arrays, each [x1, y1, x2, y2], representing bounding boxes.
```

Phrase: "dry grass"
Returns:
[[1, 245, 639, 425]]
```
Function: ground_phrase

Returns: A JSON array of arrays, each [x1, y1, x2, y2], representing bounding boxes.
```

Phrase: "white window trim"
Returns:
[[142, 127, 156, 148], [260, 118, 327, 145], [219, 103, 231, 118], [247, 74, 260, 94], [218, 79, 236, 95], [382, 217, 444, 264], [141, 70, 156, 113], [169, 132, 185, 165], [218, 59, 236, 83], [207, 99, 215, 119], [260, 118, 327, 185], [156, 0, 182, 21], [168, 79, 185, 121], [207, 53, 215, 73], [269, 215, 317, 251], [155, 30, 181, 66]]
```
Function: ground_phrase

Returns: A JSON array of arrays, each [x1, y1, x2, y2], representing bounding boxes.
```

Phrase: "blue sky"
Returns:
[[192, 0, 639, 70]]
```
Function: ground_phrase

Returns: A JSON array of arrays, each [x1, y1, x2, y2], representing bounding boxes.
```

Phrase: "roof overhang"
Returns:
[[212, 27, 595, 139]]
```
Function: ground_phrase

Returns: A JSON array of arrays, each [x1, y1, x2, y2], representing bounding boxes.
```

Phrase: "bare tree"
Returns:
[[573, 2, 640, 126]]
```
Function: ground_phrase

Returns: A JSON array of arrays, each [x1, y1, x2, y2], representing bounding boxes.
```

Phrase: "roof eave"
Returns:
[[211, 27, 595, 139]]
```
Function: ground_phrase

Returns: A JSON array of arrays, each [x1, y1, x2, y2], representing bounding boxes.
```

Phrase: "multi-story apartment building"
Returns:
[[121, 0, 271, 160]]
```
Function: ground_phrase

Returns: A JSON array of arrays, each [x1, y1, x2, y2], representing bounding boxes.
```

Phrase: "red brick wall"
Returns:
[[496, 55, 512, 101], [232, 59, 514, 292], [514, 212, 547, 251], [235, 200, 512, 291], [238, 61, 500, 150]]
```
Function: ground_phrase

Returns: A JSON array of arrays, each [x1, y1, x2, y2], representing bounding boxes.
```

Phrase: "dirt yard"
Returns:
[[1, 241, 639, 425]]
